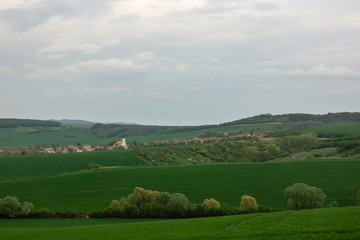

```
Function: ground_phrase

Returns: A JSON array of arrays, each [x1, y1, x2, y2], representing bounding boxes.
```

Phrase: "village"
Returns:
[[41, 138, 129, 154], [0, 132, 265, 157]]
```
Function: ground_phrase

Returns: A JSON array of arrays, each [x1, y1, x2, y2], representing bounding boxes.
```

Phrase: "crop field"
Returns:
[[0, 206, 359, 240], [0, 150, 147, 179], [128, 123, 277, 143], [0, 159, 358, 211], [0, 127, 117, 147], [301, 122, 360, 136]]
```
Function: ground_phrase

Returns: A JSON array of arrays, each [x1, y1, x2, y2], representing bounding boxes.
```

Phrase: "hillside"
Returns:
[[1, 112, 360, 147], [50, 119, 96, 126], [0, 119, 60, 128], [0, 159, 358, 211], [0, 150, 147, 179], [224, 112, 360, 125], [0, 206, 359, 240]]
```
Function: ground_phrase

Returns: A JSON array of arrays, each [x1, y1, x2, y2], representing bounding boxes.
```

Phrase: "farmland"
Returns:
[[0, 159, 358, 211], [301, 122, 360, 136], [0, 127, 114, 147], [0, 150, 147, 179], [0, 206, 359, 240]]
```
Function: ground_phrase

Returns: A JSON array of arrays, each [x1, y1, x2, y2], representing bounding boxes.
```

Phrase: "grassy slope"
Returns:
[[128, 123, 276, 143], [0, 207, 359, 240], [0, 150, 147, 179], [0, 159, 358, 211], [0, 127, 117, 147], [300, 122, 360, 136], [0, 123, 274, 147]]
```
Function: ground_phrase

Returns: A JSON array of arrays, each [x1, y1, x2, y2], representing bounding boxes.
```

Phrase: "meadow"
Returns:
[[128, 123, 277, 143], [0, 206, 359, 239], [0, 127, 116, 147], [0, 123, 276, 147], [0, 159, 358, 211], [0, 150, 147, 179], [301, 122, 360, 136]]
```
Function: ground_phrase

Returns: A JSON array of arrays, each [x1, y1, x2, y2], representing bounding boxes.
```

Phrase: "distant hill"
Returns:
[[104, 121, 139, 125], [0, 119, 60, 128], [50, 119, 96, 126], [223, 112, 360, 125], [51, 119, 139, 126], [90, 112, 360, 138]]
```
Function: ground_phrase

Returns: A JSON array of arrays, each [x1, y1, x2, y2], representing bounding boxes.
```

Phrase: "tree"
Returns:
[[127, 187, 160, 207], [203, 198, 220, 209], [284, 183, 326, 210], [240, 195, 258, 210], [244, 146, 258, 157], [167, 193, 192, 217], [356, 189, 360, 206], [0, 196, 35, 217], [266, 144, 280, 156]]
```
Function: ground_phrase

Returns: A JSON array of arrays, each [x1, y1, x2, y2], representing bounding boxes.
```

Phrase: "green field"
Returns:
[[128, 123, 277, 143], [0, 127, 118, 147], [0, 150, 147, 179], [0, 206, 359, 239], [301, 122, 360, 136], [0, 159, 358, 211], [0, 123, 276, 147]]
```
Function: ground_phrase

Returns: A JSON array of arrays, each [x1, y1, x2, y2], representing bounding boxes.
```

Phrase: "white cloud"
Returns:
[[25, 51, 157, 80], [260, 63, 360, 78], [44, 87, 130, 97], [0, 65, 17, 75], [37, 37, 121, 55]]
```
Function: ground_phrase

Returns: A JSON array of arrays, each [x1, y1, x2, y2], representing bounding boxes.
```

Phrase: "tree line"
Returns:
[[2, 183, 358, 218]]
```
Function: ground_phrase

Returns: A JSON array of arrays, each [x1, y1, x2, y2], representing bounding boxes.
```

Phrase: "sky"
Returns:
[[0, 0, 359, 125]]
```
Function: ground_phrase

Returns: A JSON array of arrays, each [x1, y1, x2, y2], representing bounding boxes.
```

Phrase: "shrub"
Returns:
[[240, 195, 258, 210], [127, 187, 160, 207], [203, 198, 220, 209], [0, 196, 35, 218], [284, 183, 326, 210], [356, 189, 360, 206], [167, 193, 192, 217], [88, 162, 102, 170], [327, 201, 339, 208]]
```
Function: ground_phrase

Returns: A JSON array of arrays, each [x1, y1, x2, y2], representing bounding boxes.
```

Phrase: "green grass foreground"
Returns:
[[0, 207, 359, 240], [0, 150, 147, 179], [0, 159, 358, 211]]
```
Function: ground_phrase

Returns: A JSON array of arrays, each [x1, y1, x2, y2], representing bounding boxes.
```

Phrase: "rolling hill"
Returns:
[[0, 159, 358, 211], [0, 206, 359, 240]]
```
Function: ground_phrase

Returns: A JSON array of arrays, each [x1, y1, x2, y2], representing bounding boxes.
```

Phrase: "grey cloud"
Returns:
[[0, 0, 115, 32], [253, 2, 278, 11]]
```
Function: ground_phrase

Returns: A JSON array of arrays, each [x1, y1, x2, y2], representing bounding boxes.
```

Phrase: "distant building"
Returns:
[[83, 144, 92, 150], [43, 148, 55, 154], [113, 138, 128, 149]]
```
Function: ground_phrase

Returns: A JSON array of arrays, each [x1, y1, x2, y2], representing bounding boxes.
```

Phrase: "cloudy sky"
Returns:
[[0, 0, 359, 125]]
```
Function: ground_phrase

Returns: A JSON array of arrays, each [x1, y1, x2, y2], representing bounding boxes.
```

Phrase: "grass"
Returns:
[[0, 150, 148, 179], [127, 123, 277, 143], [301, 122, 360, 136], [0, 206, 359, 239], [0, 159, 358, 211], [0, 123, 276, 147], [0, 127, 117, 147]]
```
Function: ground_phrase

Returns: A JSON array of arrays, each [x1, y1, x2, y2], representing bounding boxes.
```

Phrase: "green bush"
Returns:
[[88, 162, 102, 170], [284, 183, 326, 210], [327, 201, 339, 208], [0, 196, 35, 218]]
